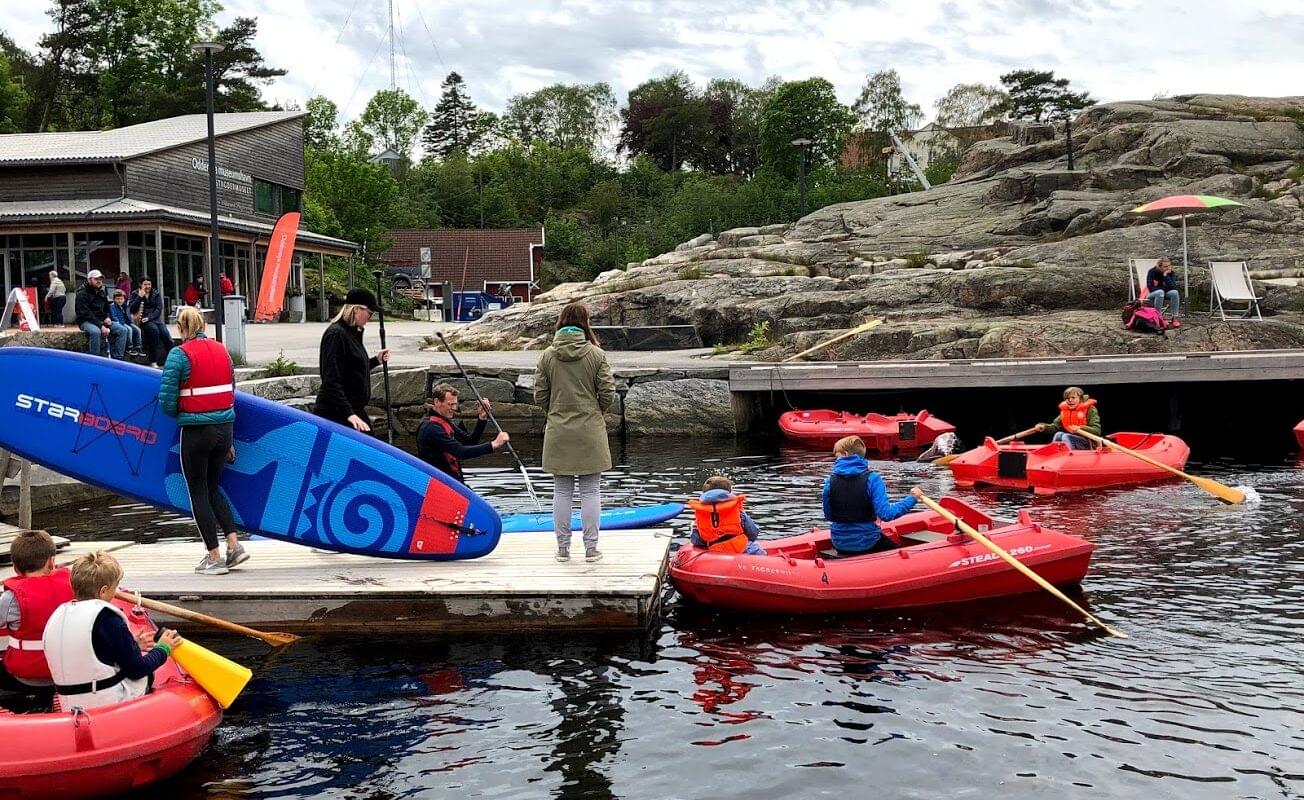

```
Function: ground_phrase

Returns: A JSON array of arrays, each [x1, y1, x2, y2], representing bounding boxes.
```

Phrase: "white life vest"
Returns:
[[42, 599, 149, 711]]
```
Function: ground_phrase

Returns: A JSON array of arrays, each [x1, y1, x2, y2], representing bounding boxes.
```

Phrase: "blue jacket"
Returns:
[[821, 454, 917, 552], [108, 302, 132, 326], [1146, 267, 1177, 293], [689, 488, 761, 548], [159, 334, 236, 426]]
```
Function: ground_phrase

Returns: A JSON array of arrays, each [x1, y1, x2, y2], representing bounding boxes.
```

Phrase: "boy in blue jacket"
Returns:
[[822, 436, 923, 555]]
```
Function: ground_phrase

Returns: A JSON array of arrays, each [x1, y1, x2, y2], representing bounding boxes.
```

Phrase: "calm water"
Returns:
[[30, 438, 1304, 800]]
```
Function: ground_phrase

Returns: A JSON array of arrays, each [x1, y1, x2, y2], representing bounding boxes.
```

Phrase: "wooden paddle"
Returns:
[[117, 591, 300, 648], [783, 319, 882, 362], [916, 495, 1127, 638], [1076, 431, 1245, 505]]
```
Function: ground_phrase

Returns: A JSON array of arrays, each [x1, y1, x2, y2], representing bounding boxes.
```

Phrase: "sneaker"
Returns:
[[1170, 318, 1181, 328], [585, 549, 603, 563], [555, 549, 570, 562], [226, 544, 250, 568], [194, 555, 229, 575]]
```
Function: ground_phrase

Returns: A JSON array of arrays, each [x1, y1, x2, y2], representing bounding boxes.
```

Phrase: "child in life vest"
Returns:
[[1, 530, 74, 691], [822, 436, 923, 555], [42, 551, 181, 711], [689, 476, 767, 555], [1034, 386, 1101, 451]]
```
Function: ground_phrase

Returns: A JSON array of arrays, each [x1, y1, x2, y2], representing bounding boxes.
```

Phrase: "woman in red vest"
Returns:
[[159, 307, 247, 576]]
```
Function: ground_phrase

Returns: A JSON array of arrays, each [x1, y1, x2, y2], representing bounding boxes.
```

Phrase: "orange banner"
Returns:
[[254, 211, 301, 322]]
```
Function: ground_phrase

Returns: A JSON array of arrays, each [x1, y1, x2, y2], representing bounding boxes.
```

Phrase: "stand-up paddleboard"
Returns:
[[0, 348, 500, 559], [500, 502, 684, 533]]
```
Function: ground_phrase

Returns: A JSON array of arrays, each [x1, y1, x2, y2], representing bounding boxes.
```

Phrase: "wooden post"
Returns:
[[17, 459, 30, 529]]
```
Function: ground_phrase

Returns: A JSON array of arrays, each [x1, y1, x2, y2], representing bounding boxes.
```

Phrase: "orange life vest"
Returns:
[[2, 568, 74, 682], [688, 494, 749, 554], [1058, 397, 1096, 430], [178, 337, 235, 413]]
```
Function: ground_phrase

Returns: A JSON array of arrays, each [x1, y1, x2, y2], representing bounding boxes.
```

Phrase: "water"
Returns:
[[27, 439, 1304, 799]]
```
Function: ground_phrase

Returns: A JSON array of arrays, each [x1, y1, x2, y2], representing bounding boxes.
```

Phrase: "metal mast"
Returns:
[[388, 0, 396, 88]]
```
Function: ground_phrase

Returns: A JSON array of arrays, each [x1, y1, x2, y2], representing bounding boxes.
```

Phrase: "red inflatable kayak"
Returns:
[[778, 409, 955, 452], [669, 497, 1092, 613], [948, 432, 1189, 495], [1295, 419, 1304, 449], [0, 599, 221, 799]]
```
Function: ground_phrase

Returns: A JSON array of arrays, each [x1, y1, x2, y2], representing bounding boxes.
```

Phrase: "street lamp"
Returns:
[[192, 40, 225, 342], [791, 138, 812, 218]]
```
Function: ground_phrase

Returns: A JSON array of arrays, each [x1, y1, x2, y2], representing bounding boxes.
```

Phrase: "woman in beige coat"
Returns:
[[534, 303, 616, 563]]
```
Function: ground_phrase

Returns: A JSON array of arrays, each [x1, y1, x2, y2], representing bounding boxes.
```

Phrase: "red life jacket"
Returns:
[[688, 494, 749, 554], [178, 337, 235, 413], [421, 414, 463, 480], [1058, 397, 1097, 431], [2, 568, 74, 681]]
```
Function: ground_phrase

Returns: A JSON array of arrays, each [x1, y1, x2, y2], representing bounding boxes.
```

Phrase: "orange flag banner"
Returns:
[[254, 212, 301, 322]]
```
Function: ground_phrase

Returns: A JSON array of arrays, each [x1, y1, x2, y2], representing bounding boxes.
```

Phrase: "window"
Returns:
[[254, 179, 276, 214], [280, 186, 301, 214]]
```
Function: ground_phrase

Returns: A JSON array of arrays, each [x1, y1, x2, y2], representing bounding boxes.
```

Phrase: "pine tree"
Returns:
[[422, 72, 481, 158]]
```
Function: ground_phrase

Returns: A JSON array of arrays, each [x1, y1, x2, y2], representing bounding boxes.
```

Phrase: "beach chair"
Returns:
[[1208, 261, 1262, 321], [1127, 258, 1159, 301]]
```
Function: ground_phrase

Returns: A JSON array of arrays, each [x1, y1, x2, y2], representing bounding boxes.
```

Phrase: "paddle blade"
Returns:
[[932, 454, 960, 466], [1190, 476, 1246, 504], [172, 638, 252, 709], [262, 631, 302, 647]]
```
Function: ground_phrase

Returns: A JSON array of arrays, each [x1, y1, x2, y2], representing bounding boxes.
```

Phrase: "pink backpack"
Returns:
[[1123, 302, 1166, 335]]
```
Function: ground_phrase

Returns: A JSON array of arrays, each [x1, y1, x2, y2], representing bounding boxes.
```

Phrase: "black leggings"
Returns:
[[179, 422, 237, 551]]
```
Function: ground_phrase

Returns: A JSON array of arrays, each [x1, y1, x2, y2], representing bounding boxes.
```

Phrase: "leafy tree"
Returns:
[[304, 95, 339, 150], [853, 69, 923, 135], [0, 52, 28, 133], [998, 69, 1094, 122], [502, 82, 616, 153], [303, 147, 410, 251], [759, 77, 856, 180], [422, 72, 483, 158], [200, 15, 286, 113], [618, 71, 711, 171], [700, 78, 768, 176], [356, 88, 428, 160], [30, 0, 98, 131], [933, 82, 1008, 128]]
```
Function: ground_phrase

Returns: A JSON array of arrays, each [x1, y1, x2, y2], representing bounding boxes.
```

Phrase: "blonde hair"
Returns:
[[176, 306, 206, 339], [70, 550, 123, 600], [702, 475, 733, 492], [833, 436, 866, 457], [1063, 386, 1085, 400], [330, 303, 367, 327]]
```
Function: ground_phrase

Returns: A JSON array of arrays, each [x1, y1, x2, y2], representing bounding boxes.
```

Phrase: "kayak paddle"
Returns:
[[119, 590, 300, 647]]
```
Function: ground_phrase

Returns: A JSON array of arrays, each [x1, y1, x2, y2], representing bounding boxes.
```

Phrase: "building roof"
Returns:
[[381, 228, 544, 286], [0, 112, 306, 166], [0, 197, 355, 253]]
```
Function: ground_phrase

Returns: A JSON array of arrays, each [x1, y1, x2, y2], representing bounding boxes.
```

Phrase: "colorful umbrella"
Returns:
[[1130, 195, 1244, 300]]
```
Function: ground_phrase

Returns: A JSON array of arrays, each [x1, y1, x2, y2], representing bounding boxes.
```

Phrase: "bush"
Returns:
[[264, 350, 300, 377]]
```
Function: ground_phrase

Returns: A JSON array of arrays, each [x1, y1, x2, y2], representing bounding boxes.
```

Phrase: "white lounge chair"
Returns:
[[1128, 258, 1159, 301], [1208, 261, 1263, 321]]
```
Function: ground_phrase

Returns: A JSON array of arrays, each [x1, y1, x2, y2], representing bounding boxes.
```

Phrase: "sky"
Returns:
[[4, 0, 1303, 123]]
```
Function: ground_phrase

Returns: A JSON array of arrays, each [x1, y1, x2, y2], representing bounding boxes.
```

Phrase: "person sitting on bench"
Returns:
[[822, 436, 922, 556]]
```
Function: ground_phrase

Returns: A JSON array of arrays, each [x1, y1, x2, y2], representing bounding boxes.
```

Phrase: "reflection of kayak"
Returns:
[[1295, 419, 1304, 449], [948, 432, 1190, 495], [501, 502, 684, 533], [778, 409, 955, 453], [0, 599, 221, 799], [669, 497, 1092, 614]]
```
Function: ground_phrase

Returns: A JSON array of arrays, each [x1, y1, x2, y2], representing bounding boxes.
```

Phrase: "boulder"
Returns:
[[0, 329, 91, 352], [428, 376, 516, 404], [675, 233, 714, 251], [370, 367, 427, 406], [717, 226, 760, 246], [238, 374, 321, 401], [624, 378, 734, 437]]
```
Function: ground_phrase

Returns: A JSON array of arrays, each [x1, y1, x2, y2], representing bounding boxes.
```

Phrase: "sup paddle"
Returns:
[[916, 494, 1128, 638], [371, 269, 396, 444], [118, 590, 300, 648], [783, 319, 882, 362], [436, 331, 543, 512], [1076, 430, 1245, 504]]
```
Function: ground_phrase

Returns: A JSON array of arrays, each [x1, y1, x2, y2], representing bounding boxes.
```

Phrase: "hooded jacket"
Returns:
[[689, 488, 761, 549], [821, 454, 917, 553], [534, 327, 616, 475]]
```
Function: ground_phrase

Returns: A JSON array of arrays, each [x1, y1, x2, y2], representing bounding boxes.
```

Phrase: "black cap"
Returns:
[[344, 287, 380, 311]]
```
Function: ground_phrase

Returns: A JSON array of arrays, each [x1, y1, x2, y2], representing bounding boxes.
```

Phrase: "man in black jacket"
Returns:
[[417, 384, 509, 484], [74, 270, 127, 358], [312, 288, 390, 432], [127, 277, 173, 366]]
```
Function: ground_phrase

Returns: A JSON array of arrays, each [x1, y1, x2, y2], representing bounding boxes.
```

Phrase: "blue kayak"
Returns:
[[500, 502, 685, 533]]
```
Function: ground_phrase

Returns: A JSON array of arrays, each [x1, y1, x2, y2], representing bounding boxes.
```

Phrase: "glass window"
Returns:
[[279, 186, 301, 214], [254, 180, 276, 214]]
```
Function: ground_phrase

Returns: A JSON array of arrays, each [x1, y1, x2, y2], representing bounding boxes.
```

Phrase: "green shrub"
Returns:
[[677, 265, 704, 280], [264, 350, 300, 377], [905, 249, 934, 268]]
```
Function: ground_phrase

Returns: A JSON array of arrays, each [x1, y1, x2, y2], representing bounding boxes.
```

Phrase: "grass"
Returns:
[[677, 265, 704, 280], [1287, 161, 1304, 181], [904, 249, 935, 268], [263, 350, 299, 377], [713, 321, 775, 355]]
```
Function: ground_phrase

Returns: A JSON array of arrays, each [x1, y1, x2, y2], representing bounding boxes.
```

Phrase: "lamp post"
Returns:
[[791, 138, 812, 218], [192, 40, 226, 343]]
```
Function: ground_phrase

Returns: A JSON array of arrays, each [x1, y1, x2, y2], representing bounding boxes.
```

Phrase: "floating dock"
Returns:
[[1, 531, 672, 634]]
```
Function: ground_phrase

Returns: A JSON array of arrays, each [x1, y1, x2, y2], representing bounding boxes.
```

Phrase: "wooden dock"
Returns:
[[2, 532, 672, 634]]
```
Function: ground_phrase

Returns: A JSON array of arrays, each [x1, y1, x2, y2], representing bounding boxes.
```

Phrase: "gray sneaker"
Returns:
[[585, 549, 603, 563], [555, 549, 570, 562], [226, 544, 250, 568], [195, 555, 229, 575]]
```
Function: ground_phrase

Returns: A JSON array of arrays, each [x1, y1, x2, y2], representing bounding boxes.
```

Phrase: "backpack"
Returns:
[[1122, 301, 1166, 335]]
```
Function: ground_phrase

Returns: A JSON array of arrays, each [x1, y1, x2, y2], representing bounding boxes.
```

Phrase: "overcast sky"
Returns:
[[4, 0, 1302, 122]]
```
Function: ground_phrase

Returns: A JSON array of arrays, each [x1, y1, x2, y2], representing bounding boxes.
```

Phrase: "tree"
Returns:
[[853, 69, 923, 135], [998, 69, 1093, 122], [303, 147, 409, 252], [502, 82, 616, 153], [356, 88, 428, 160], [759, 77, 856, 180], [618, 71, 712, 171], [702, 78, 769, 176], [934, 82, 1008, 128], [422, 72, 483, 158], [0, 52, 28, 133], [30, 0, 97, 131], [304, 95, 339, 150]]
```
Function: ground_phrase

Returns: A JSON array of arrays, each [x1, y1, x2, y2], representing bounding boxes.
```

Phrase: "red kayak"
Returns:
[[669, 497, 1092, 614], [778, 409, 955, 452], [0, 599, 221, 799], [1295, 419, 1304, 449], [948, 432, 1189, 495]]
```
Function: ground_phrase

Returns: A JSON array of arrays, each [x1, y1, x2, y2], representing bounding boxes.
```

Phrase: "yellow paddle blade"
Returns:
[[1190, 475, 1246, 505], [932, 454, 960, 466], [172, 638, 252, 709]]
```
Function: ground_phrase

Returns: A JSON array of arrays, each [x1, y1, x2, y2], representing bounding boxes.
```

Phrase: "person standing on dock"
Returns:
[[417, 383, 510, 484], [159, 307, 247, 576], [313, 288, 390, 433], [535, 303, 616, 564]]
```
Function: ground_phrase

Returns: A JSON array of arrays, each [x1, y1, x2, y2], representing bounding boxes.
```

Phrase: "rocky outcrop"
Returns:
[[625, 378, 735, 437]]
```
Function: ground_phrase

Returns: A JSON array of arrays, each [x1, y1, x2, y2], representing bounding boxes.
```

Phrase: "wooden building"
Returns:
[[380, 228, 545, 301], [0, 112, 355, 321]]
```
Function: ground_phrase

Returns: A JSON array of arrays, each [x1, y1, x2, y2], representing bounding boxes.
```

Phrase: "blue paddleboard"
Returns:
[[0, 348, 501, 560], [500, 502, 684, 533]]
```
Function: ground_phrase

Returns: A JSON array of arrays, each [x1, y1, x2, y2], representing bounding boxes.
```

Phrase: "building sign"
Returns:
[[191, 157, 253, 196]]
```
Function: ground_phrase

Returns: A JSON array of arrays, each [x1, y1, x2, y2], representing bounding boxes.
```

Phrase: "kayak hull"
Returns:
[[0, 600, 221, 799], [500, 502, 684, 533], [669, 497, 1093, 614], [1295, 419, 1304, 449], [778, 409, 955, 452], [948, 432, 1190, 495]]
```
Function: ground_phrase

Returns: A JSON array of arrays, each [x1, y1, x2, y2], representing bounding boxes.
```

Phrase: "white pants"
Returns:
[[553, 473, 601, 552]]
